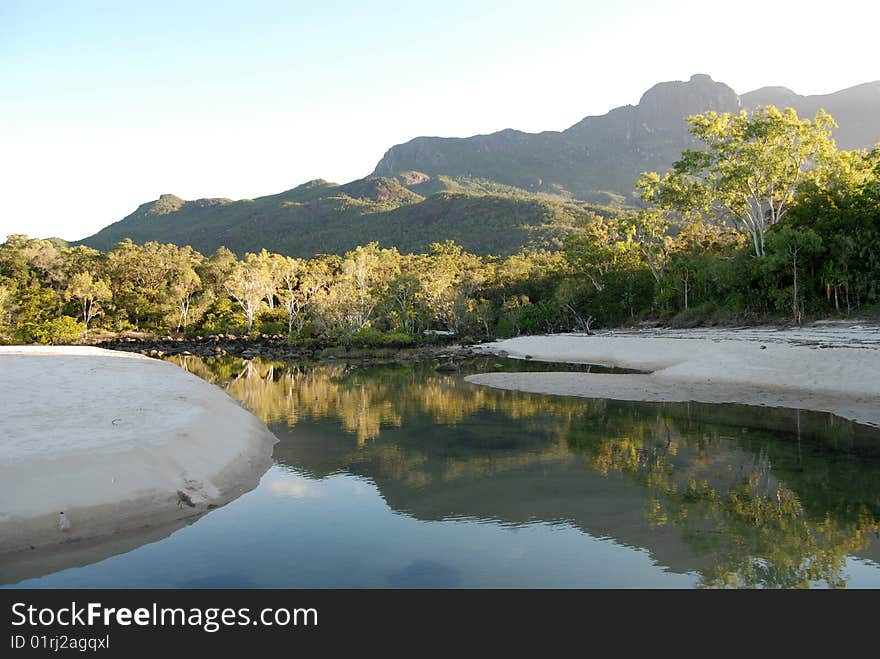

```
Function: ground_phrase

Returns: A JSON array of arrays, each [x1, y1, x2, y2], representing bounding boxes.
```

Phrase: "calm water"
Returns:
[[7, 355, 880, 588]]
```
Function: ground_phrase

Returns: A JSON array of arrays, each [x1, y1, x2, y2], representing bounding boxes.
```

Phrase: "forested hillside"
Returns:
[[5, 106, 878, 346], [79, 174, 615, 257]]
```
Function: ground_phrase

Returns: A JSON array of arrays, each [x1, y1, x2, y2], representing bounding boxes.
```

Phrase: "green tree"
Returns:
[[622, 209, 674, 285], [786, 147, 880, 313], [385, 270, 424, 335], [106, 240, 180, 330], [564, 215, 640, 293], [339, 243, 399, 330], [765, 225, 822, 324], [0, 278, 13, 331], [639, 106, 838, 257], [419, 241, 488, 334], [276, 255, 332, 336], [169, 268, 202, 333], [64, 271, 112, 337], [225, 252, 274, 333]]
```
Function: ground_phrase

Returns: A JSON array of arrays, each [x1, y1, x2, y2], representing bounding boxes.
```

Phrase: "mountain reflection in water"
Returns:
[[168, 355, 880, 589]]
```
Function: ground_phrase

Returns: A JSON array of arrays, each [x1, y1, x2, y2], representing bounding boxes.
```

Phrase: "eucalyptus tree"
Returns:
[[64, 271, 112, 337], [320, 243, 402, 332], [224, 252, 275, 333], [418, 241, 487, 334], [638, 106, 838, 257], [168, 247, 203, 332], [0, 236, 68, 312], [250, 248, 284, 310], [349, 243, 401, 329], [197, 247, 238, 298], [107, 240, 180, 330], [563, 215, 641, 293], [621, 210, 674, 286], [276, 255, 333, 336], [275, 256, 306, 336], [385, 269, 424, 335]]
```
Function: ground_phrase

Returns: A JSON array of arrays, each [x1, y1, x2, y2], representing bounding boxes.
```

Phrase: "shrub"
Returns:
[[14, 316, 85, 344], [350, 327, 414, 348], [669, 303, 717, 329], [494, 317, 516, 338], [517, 300, 566, 334], [199, 297, 243, 333], [255, 307, 288, 335]]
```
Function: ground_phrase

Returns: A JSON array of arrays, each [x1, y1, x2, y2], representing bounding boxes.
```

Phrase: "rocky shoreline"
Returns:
[[97, 333, 484, 363]]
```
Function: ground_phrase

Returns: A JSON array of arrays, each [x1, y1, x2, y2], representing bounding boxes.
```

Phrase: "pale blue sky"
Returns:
[[2, 0, 878, 240]]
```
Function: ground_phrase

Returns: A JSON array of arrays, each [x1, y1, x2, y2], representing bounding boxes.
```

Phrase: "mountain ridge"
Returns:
[[373, 74, 880, 199], [79, 74, 880, 257]]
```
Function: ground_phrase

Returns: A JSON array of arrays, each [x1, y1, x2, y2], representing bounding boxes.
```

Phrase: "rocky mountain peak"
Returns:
[[144, 194, 186, 216], [636, 74, 741, 130]]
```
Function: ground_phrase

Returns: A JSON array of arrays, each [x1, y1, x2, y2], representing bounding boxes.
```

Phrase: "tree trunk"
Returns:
[[246, 303, 255, 333], [791, 245, 802, 325], [82, 299, 90, 338], [683, 271, 690, 311]]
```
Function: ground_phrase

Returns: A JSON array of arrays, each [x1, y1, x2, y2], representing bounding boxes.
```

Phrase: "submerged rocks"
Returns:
[[435, 361, 460, 372]]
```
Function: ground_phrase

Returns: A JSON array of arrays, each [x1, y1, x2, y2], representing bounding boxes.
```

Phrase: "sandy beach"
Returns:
[[466, 323, 880, 428], [0, 347, 277, 559]]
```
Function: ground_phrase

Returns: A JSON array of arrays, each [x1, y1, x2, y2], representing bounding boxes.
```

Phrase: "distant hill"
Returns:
[[373, 74, 880, 199], [79, 74, 880, 257], [79, 175, 611, 257]]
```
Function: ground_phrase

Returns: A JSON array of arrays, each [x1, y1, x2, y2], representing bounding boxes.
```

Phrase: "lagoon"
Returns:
[[6, 356, 880, 588]]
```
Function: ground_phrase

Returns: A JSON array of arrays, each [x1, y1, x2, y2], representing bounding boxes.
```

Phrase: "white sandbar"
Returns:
[[0, 346, 277, 556], [466, 323, 880, 428]]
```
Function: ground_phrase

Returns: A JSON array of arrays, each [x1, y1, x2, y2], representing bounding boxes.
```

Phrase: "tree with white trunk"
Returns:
[[224, 253, 273, 333], [276, 255, 332, 337], [638, 106, 838, 257], [64, 271, 111, 337]]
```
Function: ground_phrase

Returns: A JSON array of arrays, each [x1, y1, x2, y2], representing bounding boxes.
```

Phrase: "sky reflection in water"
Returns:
[[9, 356, 880, 589]]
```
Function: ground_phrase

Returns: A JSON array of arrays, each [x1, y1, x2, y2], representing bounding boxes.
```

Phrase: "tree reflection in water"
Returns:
[[168, 355, 880, 588]]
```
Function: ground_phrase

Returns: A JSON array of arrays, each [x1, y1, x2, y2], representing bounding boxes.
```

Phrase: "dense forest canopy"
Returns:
[[1, 106, 878, 345]]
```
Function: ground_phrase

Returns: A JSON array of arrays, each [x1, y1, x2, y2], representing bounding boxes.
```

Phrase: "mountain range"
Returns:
[[80, 74, 880, 257], [374, 74, 880, 200]]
